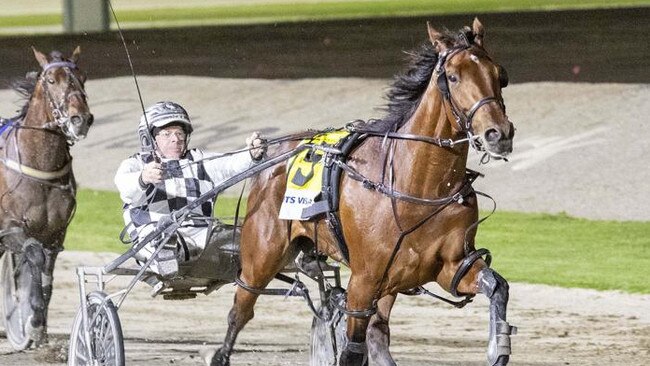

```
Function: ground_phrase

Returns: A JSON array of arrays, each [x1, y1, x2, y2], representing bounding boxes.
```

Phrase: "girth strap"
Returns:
[[1, 158, 71, 180]]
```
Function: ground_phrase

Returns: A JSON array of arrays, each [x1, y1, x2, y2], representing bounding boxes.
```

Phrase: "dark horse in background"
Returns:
[[209, 19, 515, 366], [0, 47, 93, 350]]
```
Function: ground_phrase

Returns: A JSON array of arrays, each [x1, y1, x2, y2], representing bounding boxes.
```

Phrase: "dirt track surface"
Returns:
[[0, 251, 649, 366]]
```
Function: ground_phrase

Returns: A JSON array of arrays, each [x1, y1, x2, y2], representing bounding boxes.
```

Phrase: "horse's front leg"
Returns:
[[366, 294, 397, 366], [1, 230, 48, 344], [22, 237, 47, 344], [477, 268, 515, 366], [456, 264, 516, 366], [38, 247, 60, 346], [205, 219, 286, 366]]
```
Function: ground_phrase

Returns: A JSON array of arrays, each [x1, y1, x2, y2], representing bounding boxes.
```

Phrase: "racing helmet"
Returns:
[[137, 101, 193, 157], [138, 101, 193, 136]]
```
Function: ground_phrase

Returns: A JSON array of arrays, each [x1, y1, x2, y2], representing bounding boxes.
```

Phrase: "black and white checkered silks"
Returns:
[[116, 148, 252, 263]]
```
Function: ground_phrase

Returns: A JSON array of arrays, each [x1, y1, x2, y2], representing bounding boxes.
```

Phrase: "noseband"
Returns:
[[39, 61, 89, 144], [434, 46, 507, 147]]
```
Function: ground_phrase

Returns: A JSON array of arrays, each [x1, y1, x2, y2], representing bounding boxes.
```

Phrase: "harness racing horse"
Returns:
[[0, 47, 93, 349], [209, 19, 515, 366]]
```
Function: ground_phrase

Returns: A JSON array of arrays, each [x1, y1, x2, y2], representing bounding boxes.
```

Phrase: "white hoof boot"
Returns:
[[199, 348, 217, 366]]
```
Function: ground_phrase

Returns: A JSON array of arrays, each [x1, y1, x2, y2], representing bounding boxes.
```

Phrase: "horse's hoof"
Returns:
[[200, 347, 229, 366], [34, 342, 66, 363], [199, 348, 216, 366], [25, 315, 46, 346], [339, 349, 366, 366]]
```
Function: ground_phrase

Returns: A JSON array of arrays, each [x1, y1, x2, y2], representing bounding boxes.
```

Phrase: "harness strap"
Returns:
[[330, 290, 377, 319], [1, 158, 71, 180], [42, 61, 78, 72], [401, 286, 474, 308], [0, 227, 25, 241], [350, 129, 457, 148], [335, 159, 475, 206], [450, 248, 492, 297], [235, 273, 321, 318]]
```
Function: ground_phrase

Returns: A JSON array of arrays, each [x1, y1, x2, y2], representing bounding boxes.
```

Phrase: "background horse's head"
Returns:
[[428, 18, 514, 158], [30, 46, 93, 143]]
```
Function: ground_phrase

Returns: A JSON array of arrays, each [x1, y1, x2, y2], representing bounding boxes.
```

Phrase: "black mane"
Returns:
[[7, 50, 66, 120], [10, 73, 37, 120], [368, 27, 473, 132]]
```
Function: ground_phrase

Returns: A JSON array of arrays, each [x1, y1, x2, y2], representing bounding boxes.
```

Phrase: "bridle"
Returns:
[[0, 60, 90, 187], [38, 60, 91, 145], [349, 43, 509, 153], [433, 45, 508, 151]]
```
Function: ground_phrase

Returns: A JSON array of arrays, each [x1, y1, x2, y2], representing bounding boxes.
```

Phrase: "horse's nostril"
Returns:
[[70, 115, 82, 126], [484, 128, 501, 143]]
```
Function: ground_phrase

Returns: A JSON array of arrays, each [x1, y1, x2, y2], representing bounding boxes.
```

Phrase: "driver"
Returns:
[[114, 101, 266, 277]]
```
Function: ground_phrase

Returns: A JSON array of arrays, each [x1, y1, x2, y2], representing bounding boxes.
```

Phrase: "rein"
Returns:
[[166, 130, 318, 170], [347, 122, 477, 149], [333, 44, 506, 314]]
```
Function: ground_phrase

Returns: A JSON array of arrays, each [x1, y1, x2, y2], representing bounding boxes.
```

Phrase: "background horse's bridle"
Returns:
[[0, 60, 90, 186], [39, 60, 91, 145]]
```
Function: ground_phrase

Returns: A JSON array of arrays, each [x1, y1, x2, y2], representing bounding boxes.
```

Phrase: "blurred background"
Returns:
[[0, 0, 648, 83]]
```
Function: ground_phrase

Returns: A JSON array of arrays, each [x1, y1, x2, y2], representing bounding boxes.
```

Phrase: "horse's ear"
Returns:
[[71, 46, 81, 63], [32, 46, 49, 68], [427, 21, 447, 53], [472, 17, 485, 47]]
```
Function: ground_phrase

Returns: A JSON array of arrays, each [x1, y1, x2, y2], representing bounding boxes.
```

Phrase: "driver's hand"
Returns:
[[140, 161, 163, 186], [246, 131, 267, 161]]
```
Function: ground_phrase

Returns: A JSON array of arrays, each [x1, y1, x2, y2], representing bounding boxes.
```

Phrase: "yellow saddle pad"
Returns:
[[279, 129, 350, 220]]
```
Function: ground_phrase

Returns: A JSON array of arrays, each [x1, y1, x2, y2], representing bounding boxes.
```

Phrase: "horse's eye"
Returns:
[[448, 74, 458, 83]]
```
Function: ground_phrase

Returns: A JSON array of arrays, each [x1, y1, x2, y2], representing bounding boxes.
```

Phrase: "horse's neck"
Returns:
[[396, 87, 469, 197], [14, 93, 69, 169]]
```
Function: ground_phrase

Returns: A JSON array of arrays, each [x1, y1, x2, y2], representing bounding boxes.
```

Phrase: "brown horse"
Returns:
[[0, 47, 93, 349], [209, 19, 515, 366]]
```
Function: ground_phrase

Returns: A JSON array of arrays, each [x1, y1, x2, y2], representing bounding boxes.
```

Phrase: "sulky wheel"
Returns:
[[68, 291, 125, 366], [1, 252, 35, 350]]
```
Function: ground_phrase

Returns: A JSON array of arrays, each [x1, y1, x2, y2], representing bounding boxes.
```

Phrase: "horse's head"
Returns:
[[428, 18, 514, 159], [32, 46, 94, 144]]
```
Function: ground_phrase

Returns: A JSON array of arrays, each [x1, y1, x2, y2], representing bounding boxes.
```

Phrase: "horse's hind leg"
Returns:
[[366, 294, 397, 366], [207, 287, 260, 366], [207, 220, 289, 365]]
